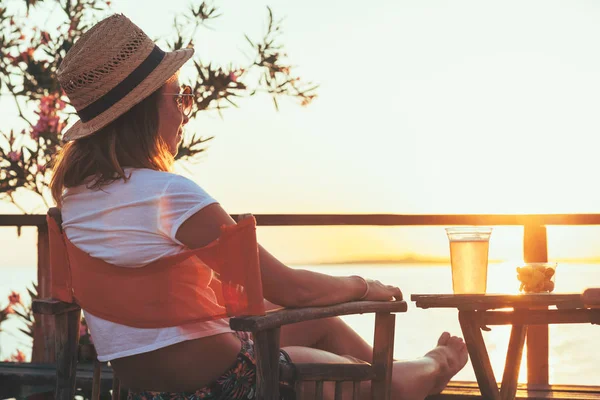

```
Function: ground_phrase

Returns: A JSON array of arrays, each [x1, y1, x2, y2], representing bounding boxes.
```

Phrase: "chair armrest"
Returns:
[[32, 298, 81, 315], [230, 300, 407, 332]]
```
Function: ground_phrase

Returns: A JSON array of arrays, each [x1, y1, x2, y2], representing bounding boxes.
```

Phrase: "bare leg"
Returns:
[[268, 301, 468, 399], [266, 300, 373, 362], [283, 340, 467, 400], [421, 332, 469, 395], [281, 315, 374, 362]]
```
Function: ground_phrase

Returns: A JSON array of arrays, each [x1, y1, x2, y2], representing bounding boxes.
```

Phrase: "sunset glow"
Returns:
[[3, 1, 600, 265]]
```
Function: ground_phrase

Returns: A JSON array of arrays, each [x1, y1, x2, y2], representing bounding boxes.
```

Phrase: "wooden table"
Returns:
[[411, 293, 600, 400]]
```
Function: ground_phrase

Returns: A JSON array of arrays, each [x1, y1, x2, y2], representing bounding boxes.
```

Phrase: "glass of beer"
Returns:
[[445, 227, 493, 294]]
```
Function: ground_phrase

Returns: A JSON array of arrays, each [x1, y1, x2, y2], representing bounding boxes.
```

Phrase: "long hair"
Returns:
[[50, 87, 173, 206]]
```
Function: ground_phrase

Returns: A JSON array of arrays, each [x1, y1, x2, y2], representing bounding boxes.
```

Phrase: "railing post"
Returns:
[[33, 224, 56, 363], [523, 224, 549, 385]]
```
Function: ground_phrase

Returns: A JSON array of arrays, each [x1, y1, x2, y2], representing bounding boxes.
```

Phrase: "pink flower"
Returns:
[[47, 116, 58, 130], [4, 305, 14, 314], [8, 291, 21, 305], [300, 94, 317, 107], [7, 151, 21, 162], [15, 350, 26, 362], [229, 72, 237, 82], [30, 94, 66, 138], [30, 127, 41, 140], [8, 350, 27, 363]]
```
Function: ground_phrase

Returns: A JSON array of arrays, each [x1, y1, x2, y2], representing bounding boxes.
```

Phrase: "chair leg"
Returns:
[[253, 328, 281, 400], [92, 358, 102, 400], [371, 312, 396, 400], [112, 376, 121, 400], [54, 308, 82, 400]]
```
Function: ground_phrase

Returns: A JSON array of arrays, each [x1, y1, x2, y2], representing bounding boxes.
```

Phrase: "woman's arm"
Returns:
[[176, 203, 402, 307]]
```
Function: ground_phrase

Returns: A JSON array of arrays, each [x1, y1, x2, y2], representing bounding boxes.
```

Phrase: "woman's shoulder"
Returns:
[[129, 169, 212, 198], [63, 169, 203, 199], [128, 168, 179, 181], [128, 168, 197, 187]]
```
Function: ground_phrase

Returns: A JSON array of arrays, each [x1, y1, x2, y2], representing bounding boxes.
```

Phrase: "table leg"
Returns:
[[459, 311, 500, 400], [500, 324, 527, 400]]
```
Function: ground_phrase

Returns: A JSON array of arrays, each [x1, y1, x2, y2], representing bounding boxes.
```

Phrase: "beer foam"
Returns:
[[448, 237, 490, 242]]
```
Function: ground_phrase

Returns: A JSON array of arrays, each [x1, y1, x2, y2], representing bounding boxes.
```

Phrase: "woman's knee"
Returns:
[[279, 316, 342, 348], [283, 345, 353, 364]]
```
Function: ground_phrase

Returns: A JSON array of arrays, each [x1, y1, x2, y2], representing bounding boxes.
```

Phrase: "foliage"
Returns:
[[0, 0, 317, 213], [0, 0, 317, 368], [0, 286, 35, 362]]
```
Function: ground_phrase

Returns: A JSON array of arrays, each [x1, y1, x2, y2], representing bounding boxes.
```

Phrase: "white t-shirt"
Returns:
[[61, 168, 233, 362]]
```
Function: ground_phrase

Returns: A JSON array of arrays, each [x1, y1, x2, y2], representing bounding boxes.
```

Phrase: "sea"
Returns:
[[1, 262, 600, 386]]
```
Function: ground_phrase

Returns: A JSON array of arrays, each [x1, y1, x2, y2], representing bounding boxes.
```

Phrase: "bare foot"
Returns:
[[423, 332, 469, 395]]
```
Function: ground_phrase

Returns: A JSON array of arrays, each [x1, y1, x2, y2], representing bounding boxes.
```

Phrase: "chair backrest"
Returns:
[[35, 207, 266, 399], [46, 207, 266, 325], [33, 208, 121, 400], [48, 207, 63, 231]]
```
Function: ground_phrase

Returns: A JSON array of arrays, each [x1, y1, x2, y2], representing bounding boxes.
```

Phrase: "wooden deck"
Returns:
[[2, 363, 600, 400], [432, 382, 600, 399]]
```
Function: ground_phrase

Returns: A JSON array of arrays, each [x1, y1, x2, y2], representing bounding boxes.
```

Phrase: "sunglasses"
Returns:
[[163, 84, 194, 117]]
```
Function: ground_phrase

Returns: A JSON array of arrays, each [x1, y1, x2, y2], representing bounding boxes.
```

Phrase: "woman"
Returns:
[[50, 14, 468, 400]]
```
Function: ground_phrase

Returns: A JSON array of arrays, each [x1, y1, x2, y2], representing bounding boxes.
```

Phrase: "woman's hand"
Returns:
[[354, 276, 403, 301]]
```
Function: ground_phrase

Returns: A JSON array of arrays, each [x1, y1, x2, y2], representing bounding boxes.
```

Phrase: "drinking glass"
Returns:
[[445, 227, 493, 294]]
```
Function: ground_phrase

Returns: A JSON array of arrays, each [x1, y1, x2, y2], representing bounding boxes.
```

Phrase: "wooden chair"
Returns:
[[32, 208, 408, 400], [230, 301, 406, 400]]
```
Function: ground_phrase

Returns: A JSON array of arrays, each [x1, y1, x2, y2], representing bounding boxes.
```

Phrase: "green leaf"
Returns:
[[12, 309, 28, 319], [244, 34, 255, 48], [18, 327, 34, 338], [225, 97, 238, 108]]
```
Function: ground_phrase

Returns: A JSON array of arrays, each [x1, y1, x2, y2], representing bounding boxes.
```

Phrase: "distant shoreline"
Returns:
[[5, 258, 600, 269], [291, 258, 600, 266]]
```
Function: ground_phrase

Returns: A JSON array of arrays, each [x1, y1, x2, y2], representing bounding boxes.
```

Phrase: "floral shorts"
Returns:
[[127, 332, 295, 400]]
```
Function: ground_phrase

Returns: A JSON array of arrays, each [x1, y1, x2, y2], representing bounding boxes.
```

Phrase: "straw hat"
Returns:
[[57, 14, 194, 141]]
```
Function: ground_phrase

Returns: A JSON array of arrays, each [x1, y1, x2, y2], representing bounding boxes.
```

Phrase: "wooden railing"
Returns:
[[3, 212, 600, 385]]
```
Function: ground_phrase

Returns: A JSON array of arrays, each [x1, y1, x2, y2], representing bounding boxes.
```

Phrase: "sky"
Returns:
[[3, 0, 600, 266]]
